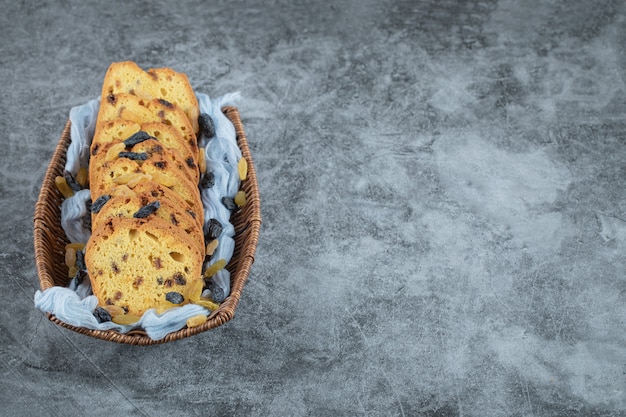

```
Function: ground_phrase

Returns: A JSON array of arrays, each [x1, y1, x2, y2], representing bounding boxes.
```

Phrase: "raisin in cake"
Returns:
[[129, 180, 204, 227]]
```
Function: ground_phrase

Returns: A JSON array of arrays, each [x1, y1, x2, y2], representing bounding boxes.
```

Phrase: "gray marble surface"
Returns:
[[1, 1, 625, 416]]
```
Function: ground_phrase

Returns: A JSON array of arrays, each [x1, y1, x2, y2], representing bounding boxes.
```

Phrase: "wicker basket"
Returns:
[[33, 106, 261, 345]]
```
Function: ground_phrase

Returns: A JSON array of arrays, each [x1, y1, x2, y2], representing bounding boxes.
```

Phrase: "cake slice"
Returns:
[[85, 216, 204, 316], [96, 93, 198, 153], [84, 61, 210, 321], [91, 119, 199, 182], [100, 61, 200, 133], [91, 187, 205, 253]]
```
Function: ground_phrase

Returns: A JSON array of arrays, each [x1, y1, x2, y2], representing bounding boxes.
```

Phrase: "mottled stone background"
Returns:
[[1, 1, 625, 416]]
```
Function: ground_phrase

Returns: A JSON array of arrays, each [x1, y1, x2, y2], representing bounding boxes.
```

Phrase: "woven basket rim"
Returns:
[[33, 106, 261, 345]]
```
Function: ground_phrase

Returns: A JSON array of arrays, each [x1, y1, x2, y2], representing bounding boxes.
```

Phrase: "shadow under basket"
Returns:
[[33, 106, 261, 345]]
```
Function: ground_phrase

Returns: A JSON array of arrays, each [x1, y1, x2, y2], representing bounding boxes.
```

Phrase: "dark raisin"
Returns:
[[123, 131, 152, 147], [82, 213, 92, 231], [186, 209, 197, 219], [93, 306, 112, 323], [118, 151, 148, 161], [204, 218, 223, 241], [153, 258, 163, 270], [76, 250, 86, 271], [208, 281, 226, 303], [71, 268, 86, 285], [200, 172, 215, 188], [156, 277, 164, 285], [185, 157, 196, 168], [198, 113, 215, 138], [63, 170, 83, 192], [78, 270, 87, 285], [107, 94, 116, 104], [222, 196, 237, 211], [154, 161, 167, 169], [172, 272, 186, 285], [158, 98, 173, 108], [133, 201, 160, 218], [112, 263, 120, 274], [165, 292, 184, 304], [170, 213, 179, 226], [92, 143, 100, 155], [114, 291, 122, 300], [90, 194, 111, 213]]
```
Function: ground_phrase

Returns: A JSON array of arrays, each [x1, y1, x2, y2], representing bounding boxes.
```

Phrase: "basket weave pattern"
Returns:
[[33, 106, 261, 345]]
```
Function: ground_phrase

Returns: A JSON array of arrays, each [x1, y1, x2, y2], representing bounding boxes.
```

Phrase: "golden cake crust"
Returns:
[[100, 61, 200, 133]]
